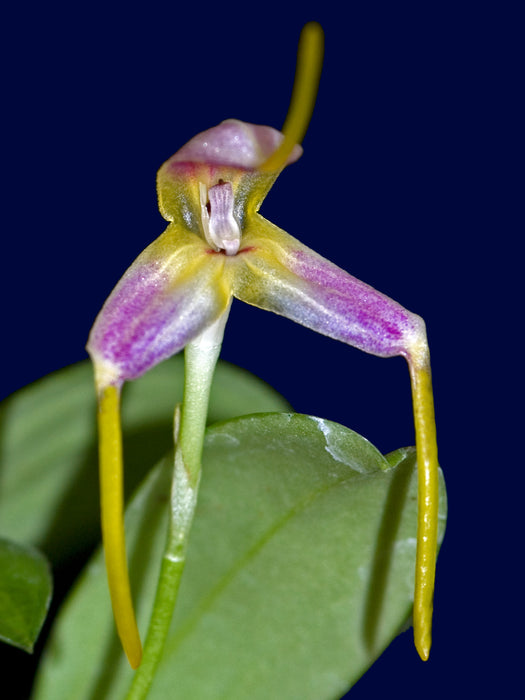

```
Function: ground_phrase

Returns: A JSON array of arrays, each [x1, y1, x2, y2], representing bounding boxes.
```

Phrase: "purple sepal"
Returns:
[[169, 120, 302, 170], [87, 234, 228, 385], [287, 248, 424, 358], [233, 221, 425, 360]]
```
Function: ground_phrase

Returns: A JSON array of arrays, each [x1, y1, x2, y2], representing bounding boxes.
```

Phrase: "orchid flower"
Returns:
[[86, 22, 439, 686]]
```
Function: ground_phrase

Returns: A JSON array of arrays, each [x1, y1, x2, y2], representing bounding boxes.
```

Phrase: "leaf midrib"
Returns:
[[164, 467, 372, 659]]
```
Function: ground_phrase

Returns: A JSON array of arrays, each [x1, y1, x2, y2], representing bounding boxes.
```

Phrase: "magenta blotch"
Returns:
[[88, 20, 440, 667], [168, 120, 302, 170]]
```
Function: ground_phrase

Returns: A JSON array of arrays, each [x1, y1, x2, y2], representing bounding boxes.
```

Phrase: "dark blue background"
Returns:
[[2, 2, 517, 698]]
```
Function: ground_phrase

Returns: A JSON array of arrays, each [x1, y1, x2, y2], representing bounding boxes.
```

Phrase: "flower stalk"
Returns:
[[126, 306, 231, 698], [87, 19, 441, 680]]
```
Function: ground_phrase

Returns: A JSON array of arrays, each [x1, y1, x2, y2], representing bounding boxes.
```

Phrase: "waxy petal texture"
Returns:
[[232, 216, 425, 359], [157, 121, 303, 228], [170, 120, 303, 169], [88, 105, 439, 667], [87, 225, 230, 387]]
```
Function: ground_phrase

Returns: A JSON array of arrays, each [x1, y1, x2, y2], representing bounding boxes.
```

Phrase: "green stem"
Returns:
[[126, 305, 231, 699]]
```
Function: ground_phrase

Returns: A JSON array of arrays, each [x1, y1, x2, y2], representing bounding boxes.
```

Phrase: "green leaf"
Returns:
[[0, 538, 52, 652], [0, 358, 290, 563], [33, 414, 446, 700]]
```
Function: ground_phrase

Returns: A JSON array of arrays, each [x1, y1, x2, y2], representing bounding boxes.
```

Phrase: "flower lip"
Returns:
[[169, 119, 303, 171], [202, 181, 241, 255]]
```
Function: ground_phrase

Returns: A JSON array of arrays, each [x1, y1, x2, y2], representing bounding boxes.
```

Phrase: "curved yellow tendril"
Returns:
[[98, 385, 142, 669], [260, 21, 324, 172], [408, 346, 439, 660]]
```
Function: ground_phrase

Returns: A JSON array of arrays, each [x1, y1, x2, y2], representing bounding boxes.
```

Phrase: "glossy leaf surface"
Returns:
[[33, 414, 446, 699], [0, 538, 52, 652], [0, 357, 290, 564]]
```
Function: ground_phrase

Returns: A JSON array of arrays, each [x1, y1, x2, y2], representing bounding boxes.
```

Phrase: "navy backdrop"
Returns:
[[2, 2, 517, 698]]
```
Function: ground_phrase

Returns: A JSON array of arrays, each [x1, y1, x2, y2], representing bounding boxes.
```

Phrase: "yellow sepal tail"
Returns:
[[97, 384, 143, 669], [408, 346, 439, 661], [260, 21, 324, 172]]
